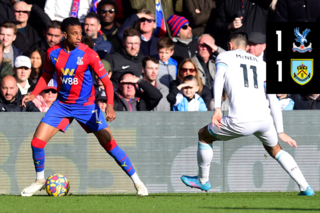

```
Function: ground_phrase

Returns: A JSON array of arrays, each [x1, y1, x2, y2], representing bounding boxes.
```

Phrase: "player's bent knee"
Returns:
[[264, 143, 282, 158], [198, 126, 218, 144]]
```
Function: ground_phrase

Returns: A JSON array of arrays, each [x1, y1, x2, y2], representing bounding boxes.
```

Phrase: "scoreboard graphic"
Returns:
[[266, 23, 320, 94]]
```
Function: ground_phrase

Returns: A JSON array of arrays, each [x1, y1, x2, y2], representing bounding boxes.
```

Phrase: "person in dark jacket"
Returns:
[[0, 40, 14, 81], [13, 1, 51, 53], [182, 0, 216, 37], [167, 15, 198, 65], [0, 21, 24, 67], [29, 21, 63, 53], [104, 28, 144, 89], [0, 75, 39, 112], [114, 72, 162, 111], [274, 0, 320, 22], [117, 9, 159, 56], [0, 0, 15, 23], [97, 0, 121, 51], [167, 58, 212, 109], [214, 0, 271, 50], [84, 12, 114, 59], [291, 94, 320, 110]]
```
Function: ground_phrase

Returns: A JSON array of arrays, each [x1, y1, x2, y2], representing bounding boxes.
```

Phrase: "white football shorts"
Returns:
[[208, 115, 278, 147]]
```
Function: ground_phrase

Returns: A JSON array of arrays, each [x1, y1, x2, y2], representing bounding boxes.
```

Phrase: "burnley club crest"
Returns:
[[291, 59, 313, 85], [292, 28, 312, 53]]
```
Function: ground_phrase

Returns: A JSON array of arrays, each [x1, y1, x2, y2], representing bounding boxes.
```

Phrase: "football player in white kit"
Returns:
[[181, 32, 315, 196]]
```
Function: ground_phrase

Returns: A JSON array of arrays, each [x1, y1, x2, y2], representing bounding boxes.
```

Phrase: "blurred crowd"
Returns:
[[1, 0, 320, 112]]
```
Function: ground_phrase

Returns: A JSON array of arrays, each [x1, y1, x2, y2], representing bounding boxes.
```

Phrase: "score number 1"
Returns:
[[276, 30, 282, 82]]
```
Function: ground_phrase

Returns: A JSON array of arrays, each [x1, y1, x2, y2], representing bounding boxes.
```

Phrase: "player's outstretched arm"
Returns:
[[279, 132, 298, 148], [21, 94, 35, 107]]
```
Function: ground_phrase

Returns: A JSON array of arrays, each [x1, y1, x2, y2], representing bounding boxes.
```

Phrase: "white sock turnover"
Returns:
[[197, 141, 213, 184]]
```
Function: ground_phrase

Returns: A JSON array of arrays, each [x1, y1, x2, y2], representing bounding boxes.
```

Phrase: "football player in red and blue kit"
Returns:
[[21, 17, 148, 197]]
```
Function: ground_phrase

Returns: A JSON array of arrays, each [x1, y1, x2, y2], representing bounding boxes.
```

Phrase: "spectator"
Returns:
[[0, 0, 14, 23], [215, 0, 271, 50], [167, 58, 212, 108], [247, 32, 266, 62], [44, 0, 99, 24], [32, 78, 58, 112], [209, 90, 229, 111], [13, 55, 35, 95], [0, 21, 23, 67], [192, 34, 225, 90], [274, 0, 320, 22], [97, 0, 121, 50], [0, 40, 14, 80], [84, 12, 114, 59], [142, 55, 170, 111], [114, 72, 163, 111], [170, 75, 207, 111], [183, 0, 216, 37], [27, 47, 45, 84], [167, 15, 197, 65], [95, 89, 107, 112], [156, 37, 177, 89], [30, 21, 63, 53], [277, 94, 294, 110], [93, 59, 113, 99], [130, 0, 174, 37], [104, 28, 144, 89], [13, 1, 44, 52], [291, 94, 320, 110], [0, 75, 39, 112], [117, 9, 158, 56]]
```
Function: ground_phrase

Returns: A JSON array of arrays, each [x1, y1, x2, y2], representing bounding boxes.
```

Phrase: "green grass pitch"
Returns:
[[1, 192, 319, 213]]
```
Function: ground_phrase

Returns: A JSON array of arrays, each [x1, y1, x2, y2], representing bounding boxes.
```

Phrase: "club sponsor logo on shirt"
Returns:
[[292, 28, 312, 53]]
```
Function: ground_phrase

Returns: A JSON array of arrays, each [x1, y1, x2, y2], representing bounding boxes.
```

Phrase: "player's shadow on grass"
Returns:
[[202, 207, 320, 211]]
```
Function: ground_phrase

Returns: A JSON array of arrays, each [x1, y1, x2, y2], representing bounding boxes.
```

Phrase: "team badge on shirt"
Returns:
[[77, 57, 83, 65], [291, 59, 313, 85], [292, 28, 312, 53]]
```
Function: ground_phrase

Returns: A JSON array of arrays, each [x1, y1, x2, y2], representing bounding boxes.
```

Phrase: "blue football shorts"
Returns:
[[41, 100, 108, 133]]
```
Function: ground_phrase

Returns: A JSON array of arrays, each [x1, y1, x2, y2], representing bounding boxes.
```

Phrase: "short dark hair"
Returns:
[[85, 12, 100, 24], [0, 21, 17, 35], [61, 17, 81, 33], [157, 37, 174, 50], [81, 35, 94, 48], [123, 28, 140, 41], [229, 31, 248, 47], [45, 21, 61, 32], [142, 56, 159, 68], [97, 0, 118, 15], [183, 75, 198, 85]]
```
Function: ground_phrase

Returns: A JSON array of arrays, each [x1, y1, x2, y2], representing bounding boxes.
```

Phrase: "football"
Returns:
[[45, 173, 70, 196]]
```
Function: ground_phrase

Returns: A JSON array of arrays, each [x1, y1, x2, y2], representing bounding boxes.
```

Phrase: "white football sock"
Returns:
[[36, 171, 45, 180], [130, 172, 142, 184], [197, 141, 213, 184], [275, 150, 309, 191]]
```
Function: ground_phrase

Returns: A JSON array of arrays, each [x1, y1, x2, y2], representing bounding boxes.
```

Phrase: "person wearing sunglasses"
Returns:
[[0, 75, 39, 112], [97, 0, 121, 51], [167, 58, 212, 110], [167, 15, 198, 65], [31, 79, 58, 112], [13, 1, 51, 53], [116, 9, 159, 56]]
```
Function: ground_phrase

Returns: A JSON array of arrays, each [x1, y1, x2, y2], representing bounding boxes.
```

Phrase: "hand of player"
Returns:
[[21, 94, 35, 108], [120, 75, 140, 84], [211, 108, 223, 130], [279, 132, 297, 148], [229, 17, 243, 30], [105, 104, 116, 122]]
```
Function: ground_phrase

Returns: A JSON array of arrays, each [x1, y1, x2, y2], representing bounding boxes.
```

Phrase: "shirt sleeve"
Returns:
[[213, 63, 227, 108]]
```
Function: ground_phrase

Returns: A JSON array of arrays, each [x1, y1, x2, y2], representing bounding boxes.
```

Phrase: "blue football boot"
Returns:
[[181, 175, 211, 192], [298, 186, 315, 196]]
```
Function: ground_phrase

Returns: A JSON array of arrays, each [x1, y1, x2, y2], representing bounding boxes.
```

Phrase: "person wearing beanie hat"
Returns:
[[167, 14, 197, 65], [247, 32, 266, 62], [13, 55, 36, 95]]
